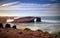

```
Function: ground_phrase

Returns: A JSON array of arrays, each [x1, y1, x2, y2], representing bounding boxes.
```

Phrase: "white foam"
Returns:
[[7, 18, 14, 22]]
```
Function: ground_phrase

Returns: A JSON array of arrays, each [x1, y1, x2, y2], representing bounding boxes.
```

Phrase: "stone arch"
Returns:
[[34, 17, 41, 22]]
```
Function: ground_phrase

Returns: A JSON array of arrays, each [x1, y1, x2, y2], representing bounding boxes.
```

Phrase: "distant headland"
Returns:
[[0, 16, 41, 23], [11, 16, 41, 23]]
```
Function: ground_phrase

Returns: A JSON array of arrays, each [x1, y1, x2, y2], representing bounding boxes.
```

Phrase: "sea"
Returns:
[[7, 16, 60, 34]]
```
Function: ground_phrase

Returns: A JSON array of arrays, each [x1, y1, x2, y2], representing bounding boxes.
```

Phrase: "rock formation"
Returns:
[[11, 16, 41, 23], [0, 16, 14, 23]]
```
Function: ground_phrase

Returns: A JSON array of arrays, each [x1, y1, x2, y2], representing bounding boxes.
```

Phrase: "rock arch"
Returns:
[[33, 17, 41, 22]]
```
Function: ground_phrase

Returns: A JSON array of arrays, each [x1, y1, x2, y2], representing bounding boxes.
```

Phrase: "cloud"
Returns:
[[1, 1, 19, 7], [0, 2, 60, 11], [0, 0, 60, 5], [0, 10, 60, 16]]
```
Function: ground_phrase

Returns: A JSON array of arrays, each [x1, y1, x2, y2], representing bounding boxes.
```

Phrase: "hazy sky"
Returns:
[[0, 0, 60, 16]]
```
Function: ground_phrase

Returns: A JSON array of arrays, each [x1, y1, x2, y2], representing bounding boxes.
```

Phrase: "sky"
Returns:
[[0, 0, 60, 16]]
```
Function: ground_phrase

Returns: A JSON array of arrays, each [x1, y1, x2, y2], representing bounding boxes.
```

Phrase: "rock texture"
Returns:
[[12, 16, 41, 23], [0, 16, 14, 23]]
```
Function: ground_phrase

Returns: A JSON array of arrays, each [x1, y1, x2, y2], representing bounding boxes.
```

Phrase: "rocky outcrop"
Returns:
[[11, 16, 41, 23], [0, 16, 14, 23]]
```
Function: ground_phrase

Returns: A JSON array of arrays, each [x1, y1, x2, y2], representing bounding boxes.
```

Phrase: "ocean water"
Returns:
[[41, 16, 60, 24], [8, 23, 60, 34], [7, 16, 60, 34], [41, 16, 60, 20]]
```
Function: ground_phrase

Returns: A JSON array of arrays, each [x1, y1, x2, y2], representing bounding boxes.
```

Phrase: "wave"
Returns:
[[41, 20, 60, 23]]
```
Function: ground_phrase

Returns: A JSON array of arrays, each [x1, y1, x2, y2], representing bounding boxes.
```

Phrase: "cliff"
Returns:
[[11, 16, 41, 23], [0, 16, 14, 23]]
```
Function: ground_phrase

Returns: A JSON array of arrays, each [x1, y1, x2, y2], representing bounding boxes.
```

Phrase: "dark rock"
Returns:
[[0, 23, 3, 28], [5, 24, 11, 28], [24, 28, 31, 31], [12, 25, 16, 29]]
